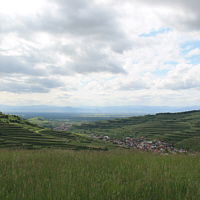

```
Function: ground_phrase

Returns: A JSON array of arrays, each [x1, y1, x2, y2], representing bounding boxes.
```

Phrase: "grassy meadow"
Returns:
[[1, 149, 200, 200]]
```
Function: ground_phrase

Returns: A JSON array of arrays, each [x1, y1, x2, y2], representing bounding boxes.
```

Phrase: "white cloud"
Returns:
[[186, 48, 200, 57], [158, 64, 200, 90], [0, 0, 199, 106]]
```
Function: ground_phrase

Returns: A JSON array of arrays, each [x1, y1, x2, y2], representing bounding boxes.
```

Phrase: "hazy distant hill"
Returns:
[[0, 105, 87, 113], [0, 105, 199, 114]]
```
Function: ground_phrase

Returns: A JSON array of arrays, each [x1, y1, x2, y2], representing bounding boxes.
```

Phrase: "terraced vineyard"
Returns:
[[1, 110, 200, 151], [0, 112, 118, 150], [69, 110, 200, 151]]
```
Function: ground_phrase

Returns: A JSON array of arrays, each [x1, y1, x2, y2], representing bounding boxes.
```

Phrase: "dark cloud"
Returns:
[[69, 47, 126, 74], [72, 61, 126, 74], [22, 49, 57, 66], [0, 0, 131, 80], [111, 39, 133, 54], [60, 45, 76, 56], [159, 79, 199, 90], [0, 81, 49, 93], [27, 77, 64, 88], [47, 45, 127, 75], [0, 77, 64, 93], [9, 0, 132, 53], [40, 0, 120, 37], [0, 55, 51, 77], [47, 65, 73, 76], [138, 0, 200, 31], [146, 0, 200, 12], [0, 55, 37, 75], [0, 0, 199, 97]]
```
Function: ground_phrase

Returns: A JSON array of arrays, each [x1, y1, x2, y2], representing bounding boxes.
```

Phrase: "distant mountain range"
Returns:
[[0, 105, 199, 114]]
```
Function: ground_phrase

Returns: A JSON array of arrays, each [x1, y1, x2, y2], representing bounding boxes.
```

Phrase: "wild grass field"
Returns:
[[1, 111, 200, 199], [1, 149, 199, 200]]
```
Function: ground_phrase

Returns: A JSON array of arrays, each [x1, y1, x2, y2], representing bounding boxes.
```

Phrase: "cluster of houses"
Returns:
[[90, 134, 187, 153], [51, 126, 188, 153], [53, 124, 72, 131]]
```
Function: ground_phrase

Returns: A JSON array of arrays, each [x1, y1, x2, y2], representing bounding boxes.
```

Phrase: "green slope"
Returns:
[[28, 117, 56, 129], [69, 110, 200, 151], [0, 112, 118, 150], [175, 137, 200, 152]]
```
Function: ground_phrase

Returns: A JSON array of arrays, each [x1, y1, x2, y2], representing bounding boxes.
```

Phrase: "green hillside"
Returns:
[[27, 117, 57, 129], [27, 114, 131, 128], [69, 110, 200, 151], [1, 110, 200, 151], [0, 112, 117, 150]]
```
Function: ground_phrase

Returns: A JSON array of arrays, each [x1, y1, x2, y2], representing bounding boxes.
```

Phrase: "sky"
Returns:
[[0, 0, 200, 107]]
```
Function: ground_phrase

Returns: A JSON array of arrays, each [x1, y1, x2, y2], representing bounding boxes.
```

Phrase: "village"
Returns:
[[90, 134, 187, 154], [53, 124, 73, 131], [52, 124, 187, 154]]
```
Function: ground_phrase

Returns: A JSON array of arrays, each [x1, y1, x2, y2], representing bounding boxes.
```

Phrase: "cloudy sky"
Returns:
[[0, 0, 199, 107]]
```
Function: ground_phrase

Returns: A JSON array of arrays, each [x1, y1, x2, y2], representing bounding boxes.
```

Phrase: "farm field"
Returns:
[[0, 149, 199, 200]]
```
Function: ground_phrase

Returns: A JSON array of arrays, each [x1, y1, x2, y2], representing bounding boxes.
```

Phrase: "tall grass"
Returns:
[[0, 149, 199, 200]]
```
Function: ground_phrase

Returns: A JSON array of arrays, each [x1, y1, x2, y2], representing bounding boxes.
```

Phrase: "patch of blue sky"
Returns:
[[164, 61, 178, 66], [139, 27, 172, 37], [152, 69, 170, 78], [180, 40, 200, 54], [81, 80, 91, 87], [180, 40, 200, 65], [103, 76, 117, 81], [185, 55, 200, 65]]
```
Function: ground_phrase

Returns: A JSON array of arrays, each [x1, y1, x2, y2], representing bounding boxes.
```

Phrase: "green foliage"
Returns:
[[0, 112, 117, 151], [23, 113, 130, 127], [28, 117, 56, 128], [0, 149, 200, 200], [69, 110, 200, 151], [175, 137, 200, 152], [1, 110, 200, 151]]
